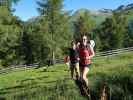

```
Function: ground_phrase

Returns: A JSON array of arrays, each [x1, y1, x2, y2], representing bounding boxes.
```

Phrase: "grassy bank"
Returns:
[[0, 52, 133, 100]]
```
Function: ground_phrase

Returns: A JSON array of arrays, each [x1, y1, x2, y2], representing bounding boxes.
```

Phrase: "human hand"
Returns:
[[77, 58, 80, 61], [85, 56, 91, 59]]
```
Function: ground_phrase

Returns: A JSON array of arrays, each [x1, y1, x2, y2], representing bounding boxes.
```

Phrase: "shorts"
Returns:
[[70, 62, 79, 68], [79, 63, 91, 68]]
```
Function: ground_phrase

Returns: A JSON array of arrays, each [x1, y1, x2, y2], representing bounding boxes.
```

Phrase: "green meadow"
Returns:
[[0, 52, 133, 100]]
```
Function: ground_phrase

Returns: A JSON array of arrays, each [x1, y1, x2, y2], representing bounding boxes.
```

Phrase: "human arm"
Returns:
[[89, 45, 95, 59], [85, 44, 95, 59]]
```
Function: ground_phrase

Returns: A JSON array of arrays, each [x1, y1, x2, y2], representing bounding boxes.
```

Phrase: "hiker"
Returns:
[[67, 40, 80, 79], [78, 34, 95, 86]]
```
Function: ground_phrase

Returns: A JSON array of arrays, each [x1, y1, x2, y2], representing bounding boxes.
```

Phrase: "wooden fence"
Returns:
[[0, 47, 133, 74]]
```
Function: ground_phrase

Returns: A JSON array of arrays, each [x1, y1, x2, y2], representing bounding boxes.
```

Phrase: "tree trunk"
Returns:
[[52, 50, 55, 65]]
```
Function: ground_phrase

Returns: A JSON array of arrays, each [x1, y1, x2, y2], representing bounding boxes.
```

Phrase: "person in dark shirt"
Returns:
[[68, 41, 80, 79]]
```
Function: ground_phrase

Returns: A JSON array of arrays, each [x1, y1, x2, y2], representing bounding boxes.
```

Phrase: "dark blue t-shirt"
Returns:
[[69, 48, 79, 64]]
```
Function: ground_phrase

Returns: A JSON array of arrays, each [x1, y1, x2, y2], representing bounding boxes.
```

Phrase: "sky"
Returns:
[[13, 0, 133, 21]]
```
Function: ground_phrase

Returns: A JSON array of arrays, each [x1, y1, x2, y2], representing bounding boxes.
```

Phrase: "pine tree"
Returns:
[[124, 19, 133, 47], [37, 0, 72, 64], [73, 10, 96, 41], [111, 12, 128, 48], [94, 12, 128, 51], [0, 1, 23, 66]]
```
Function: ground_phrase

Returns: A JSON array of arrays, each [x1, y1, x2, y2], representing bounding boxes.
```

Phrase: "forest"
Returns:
[[0, 0, 133, 67]]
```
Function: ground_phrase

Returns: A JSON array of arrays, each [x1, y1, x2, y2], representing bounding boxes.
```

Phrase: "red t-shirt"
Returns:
[[79, 46, 92, 65]]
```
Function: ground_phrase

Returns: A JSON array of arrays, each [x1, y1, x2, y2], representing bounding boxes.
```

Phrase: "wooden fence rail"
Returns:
[[0, 47, 133, 74]]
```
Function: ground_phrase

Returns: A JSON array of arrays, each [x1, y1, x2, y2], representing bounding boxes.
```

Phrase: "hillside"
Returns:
[[71, 9, 111, 25], [27, 5, 133, 28], [115, 3, 133, 12], [0, 52, 133, 100]]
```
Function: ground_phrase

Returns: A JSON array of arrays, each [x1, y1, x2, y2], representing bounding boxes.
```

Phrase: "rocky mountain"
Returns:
[[115, 3, 133, 12], [27, 3, 133, 25]]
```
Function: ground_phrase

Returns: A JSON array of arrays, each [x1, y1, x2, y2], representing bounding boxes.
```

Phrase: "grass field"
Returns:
[[0, 52, 133, 100]]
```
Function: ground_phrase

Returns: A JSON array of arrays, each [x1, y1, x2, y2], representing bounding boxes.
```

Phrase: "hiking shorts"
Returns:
[[70, 62, 79, 68], [79, 63, 91, 68]]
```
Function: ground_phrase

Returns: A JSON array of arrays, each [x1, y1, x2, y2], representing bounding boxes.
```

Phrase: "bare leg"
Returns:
[[83, 67, 89, 86]]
